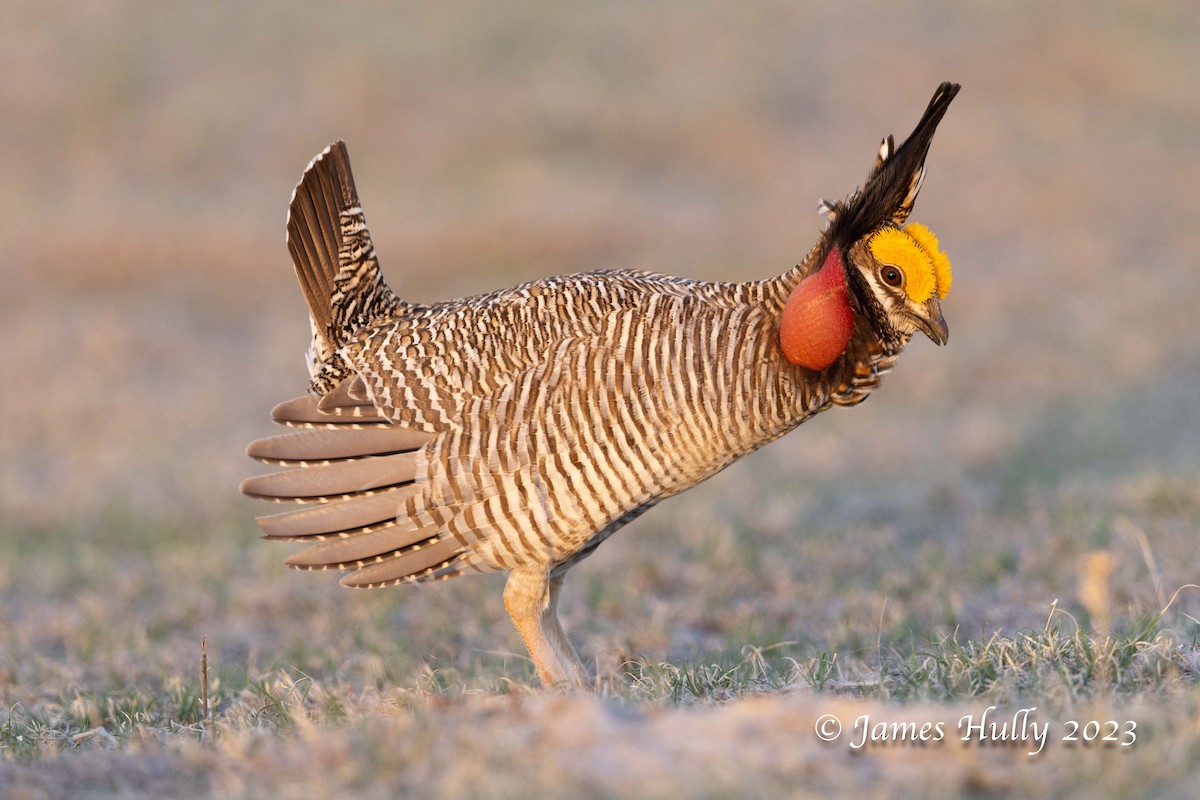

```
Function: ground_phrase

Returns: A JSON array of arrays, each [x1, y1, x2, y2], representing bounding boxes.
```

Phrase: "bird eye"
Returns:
[[881, 266, 904, 288]]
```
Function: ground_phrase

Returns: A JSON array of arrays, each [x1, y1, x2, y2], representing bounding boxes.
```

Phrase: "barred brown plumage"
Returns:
[[242, 82, 961, 686]]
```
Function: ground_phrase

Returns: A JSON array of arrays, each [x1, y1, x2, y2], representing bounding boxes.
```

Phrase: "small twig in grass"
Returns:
[[70, 726, 118, 747], [201, 637, 209, 734]]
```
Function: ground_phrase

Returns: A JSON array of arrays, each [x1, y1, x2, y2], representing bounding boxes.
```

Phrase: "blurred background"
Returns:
[[2, 1, 1198, 677]]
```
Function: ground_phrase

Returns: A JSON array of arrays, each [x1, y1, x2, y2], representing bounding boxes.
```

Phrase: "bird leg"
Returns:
[[503, 568, 588, 687]]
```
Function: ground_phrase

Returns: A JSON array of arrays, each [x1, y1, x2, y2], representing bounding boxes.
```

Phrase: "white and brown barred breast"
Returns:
[[246, 259, 900, 587], [329, 270, 836, 575]]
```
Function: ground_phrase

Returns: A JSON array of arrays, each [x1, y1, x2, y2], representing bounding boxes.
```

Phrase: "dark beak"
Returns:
[[911, 297, 949, 345]]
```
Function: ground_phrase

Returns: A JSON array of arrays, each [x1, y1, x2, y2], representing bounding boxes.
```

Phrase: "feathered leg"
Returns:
[[504, 568, 587, 686]]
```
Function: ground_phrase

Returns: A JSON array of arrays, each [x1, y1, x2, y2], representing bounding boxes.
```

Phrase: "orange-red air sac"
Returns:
[[779, 248, 855, 371]]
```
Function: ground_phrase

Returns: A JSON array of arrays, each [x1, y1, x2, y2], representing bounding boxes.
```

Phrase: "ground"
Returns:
[[2, 2, 1200, 798]]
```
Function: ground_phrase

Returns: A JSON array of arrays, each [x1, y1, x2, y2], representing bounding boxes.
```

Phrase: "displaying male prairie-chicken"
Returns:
[[242, 82, 960, 686]]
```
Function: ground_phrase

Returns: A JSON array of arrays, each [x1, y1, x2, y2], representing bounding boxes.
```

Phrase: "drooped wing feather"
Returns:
[[241, 382, 465, 585]]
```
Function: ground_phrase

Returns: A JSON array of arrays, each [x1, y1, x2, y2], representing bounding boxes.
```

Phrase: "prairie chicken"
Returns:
[[242, 82, 960, 686]]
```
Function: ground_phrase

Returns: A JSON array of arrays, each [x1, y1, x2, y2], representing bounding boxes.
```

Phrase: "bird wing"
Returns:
[[242, 341, 618, 585], [240, 386, 466, 585], [340, 293, 791, 579], [247, 271, 793, 584]]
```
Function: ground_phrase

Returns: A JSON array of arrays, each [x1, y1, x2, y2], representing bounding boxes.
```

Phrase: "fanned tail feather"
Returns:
[[286, 141, 406, 374]]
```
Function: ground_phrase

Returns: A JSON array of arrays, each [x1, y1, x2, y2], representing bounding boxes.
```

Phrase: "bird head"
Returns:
[[780, 82, 959, 371]]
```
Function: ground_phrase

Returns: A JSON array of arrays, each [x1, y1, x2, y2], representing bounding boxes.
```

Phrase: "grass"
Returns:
[[5, 616, 1200, 797], [10, 603, 1195, 743], [4, 610, 1195, 754]]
